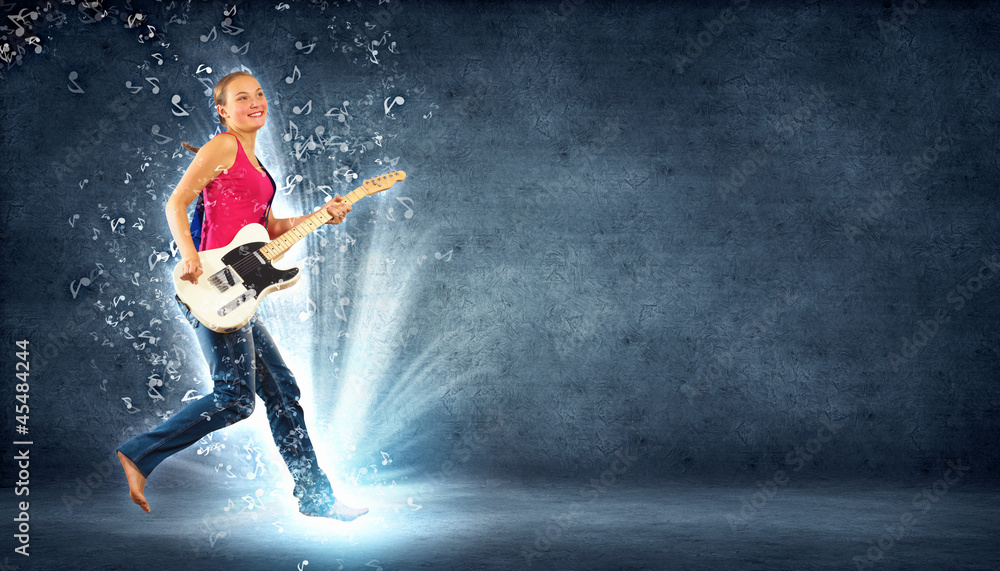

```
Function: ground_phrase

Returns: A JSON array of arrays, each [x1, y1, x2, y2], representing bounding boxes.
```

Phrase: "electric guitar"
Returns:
[[173, 170, 406, 333]]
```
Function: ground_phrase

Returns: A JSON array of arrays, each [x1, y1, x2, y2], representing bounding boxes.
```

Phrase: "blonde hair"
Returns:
[[181, 71, 255, 153]]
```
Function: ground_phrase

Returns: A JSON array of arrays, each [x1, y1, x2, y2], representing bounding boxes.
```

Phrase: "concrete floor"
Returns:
[[4, 477, 999, 570]]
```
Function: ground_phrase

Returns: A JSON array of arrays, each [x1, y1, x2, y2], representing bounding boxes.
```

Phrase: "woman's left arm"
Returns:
[[267, 195, 352, 239]]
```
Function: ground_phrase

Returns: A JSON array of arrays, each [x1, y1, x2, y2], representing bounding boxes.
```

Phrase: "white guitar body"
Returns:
[[174, 223, 301, 333], [172, 170, 406, 333]]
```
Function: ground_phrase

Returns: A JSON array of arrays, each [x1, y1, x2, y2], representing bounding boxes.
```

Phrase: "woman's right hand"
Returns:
[[179, 256, 204, 284]]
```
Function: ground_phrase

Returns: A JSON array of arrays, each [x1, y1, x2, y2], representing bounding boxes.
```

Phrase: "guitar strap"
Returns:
[[190, 193, 206, 252]]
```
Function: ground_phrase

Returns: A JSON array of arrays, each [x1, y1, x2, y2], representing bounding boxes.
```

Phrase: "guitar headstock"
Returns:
[[362, 170, 406, 195]]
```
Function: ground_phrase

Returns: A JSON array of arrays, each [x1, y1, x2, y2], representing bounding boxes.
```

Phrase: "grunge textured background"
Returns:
[[0, 0, 998, 568]]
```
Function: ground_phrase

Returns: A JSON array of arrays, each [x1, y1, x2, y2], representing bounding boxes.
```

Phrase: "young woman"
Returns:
[[117, 71, 367, 521]]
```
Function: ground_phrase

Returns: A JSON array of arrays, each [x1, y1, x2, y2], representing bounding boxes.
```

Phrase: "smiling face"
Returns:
[[217, 74, 267, 132]]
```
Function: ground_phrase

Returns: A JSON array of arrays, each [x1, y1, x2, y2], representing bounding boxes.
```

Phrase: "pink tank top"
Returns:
[[199, 132, 276, 251]]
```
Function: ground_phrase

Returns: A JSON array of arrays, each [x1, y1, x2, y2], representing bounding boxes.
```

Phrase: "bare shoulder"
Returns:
[[195, 133, 238, 172]]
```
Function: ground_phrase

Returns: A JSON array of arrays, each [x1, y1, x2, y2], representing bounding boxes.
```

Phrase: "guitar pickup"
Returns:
[[208, 266, 242, 293], [218, 289, 257, 317]]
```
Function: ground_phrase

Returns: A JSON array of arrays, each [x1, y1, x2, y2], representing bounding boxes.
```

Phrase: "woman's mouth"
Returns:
[[249, 111, 264, 118]]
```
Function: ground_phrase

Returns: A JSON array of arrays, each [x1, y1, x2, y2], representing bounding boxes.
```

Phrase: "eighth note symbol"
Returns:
[[298, 297, 317, 322], [67, 71, 84, 93], [294, 39, 316, 54], [200, 26, 217, 42], [334, 297, 350, 322], [171, 94, 190, 117], [285, 65, 301, 84], [292, 99, 312, 115], [151, 125, 173, 144], [384, 95, 404, 116], [298, 561, 309, 571]]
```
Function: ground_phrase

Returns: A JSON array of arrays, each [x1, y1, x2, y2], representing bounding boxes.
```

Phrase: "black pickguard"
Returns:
[[221, 241, 300, 295]]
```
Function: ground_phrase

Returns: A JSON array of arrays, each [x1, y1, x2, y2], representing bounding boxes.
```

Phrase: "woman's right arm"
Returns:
[[165, 135, 237, 284]]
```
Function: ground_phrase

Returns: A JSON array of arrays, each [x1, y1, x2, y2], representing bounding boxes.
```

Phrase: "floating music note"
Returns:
[[381, 451, 392, 465], [221, 18, 243, 35], [332, 166, 357, 182], [324, 100, 350, 122], [182, 389, 202, 402], [241, 489, 265, 510], [231, 42, 249, 54], [69, 213, 80, 227], [384, 95, 404, 116], [292, 99, 311, 115], [171, 94, 190, 116], [196, 64, 213, 74], [144, 77, 160, 94], [197, 76, 214, 97], [67, 71, 84, 93], [335, 297, 350, 322], [298, 296, 316, 322], [295, 39, 316, 54], [125, 80, 142, 94], [387, 196, 414, 220], [272, 521, 284, 533], [407, 497, 422, 511], [282, 120, 299, 142], [200, 26, 217, 42], [298, 561, 309, 571], [276, 174, 303, 196], [435, 250, 453, 262], [284, 65, 301, 84], [70, 276, 91, 299], [122, 397, 141, 413], [151, 53, 163, 66], [148, 249, 170, 270]]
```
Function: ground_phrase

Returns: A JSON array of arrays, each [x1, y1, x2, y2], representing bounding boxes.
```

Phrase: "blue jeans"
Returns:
[[118, 299, 336, 509]]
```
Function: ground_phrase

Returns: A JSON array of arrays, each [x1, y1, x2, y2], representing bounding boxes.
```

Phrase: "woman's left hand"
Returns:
[[324, 195, 352, 224]]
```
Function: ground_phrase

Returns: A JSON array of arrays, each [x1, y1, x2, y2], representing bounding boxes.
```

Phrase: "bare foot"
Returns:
[[117, 451, 150, 513], [300, 500, 369, 521]]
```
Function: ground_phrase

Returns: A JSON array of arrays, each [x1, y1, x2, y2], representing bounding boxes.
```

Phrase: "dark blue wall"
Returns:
[[1, 0, 998, 488]]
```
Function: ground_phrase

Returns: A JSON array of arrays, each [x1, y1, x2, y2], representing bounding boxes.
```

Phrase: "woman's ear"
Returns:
[[217, 104, 228, 120]]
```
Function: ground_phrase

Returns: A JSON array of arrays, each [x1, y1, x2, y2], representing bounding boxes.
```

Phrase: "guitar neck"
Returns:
[[259, 185, 368, 261]]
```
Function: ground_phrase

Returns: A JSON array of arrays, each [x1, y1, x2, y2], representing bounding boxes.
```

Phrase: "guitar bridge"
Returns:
[[208, 266, 242, 293], [218, 289, 257, 317]]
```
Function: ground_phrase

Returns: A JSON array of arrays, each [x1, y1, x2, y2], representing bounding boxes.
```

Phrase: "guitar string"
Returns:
[[213, 184, 383, 279]]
